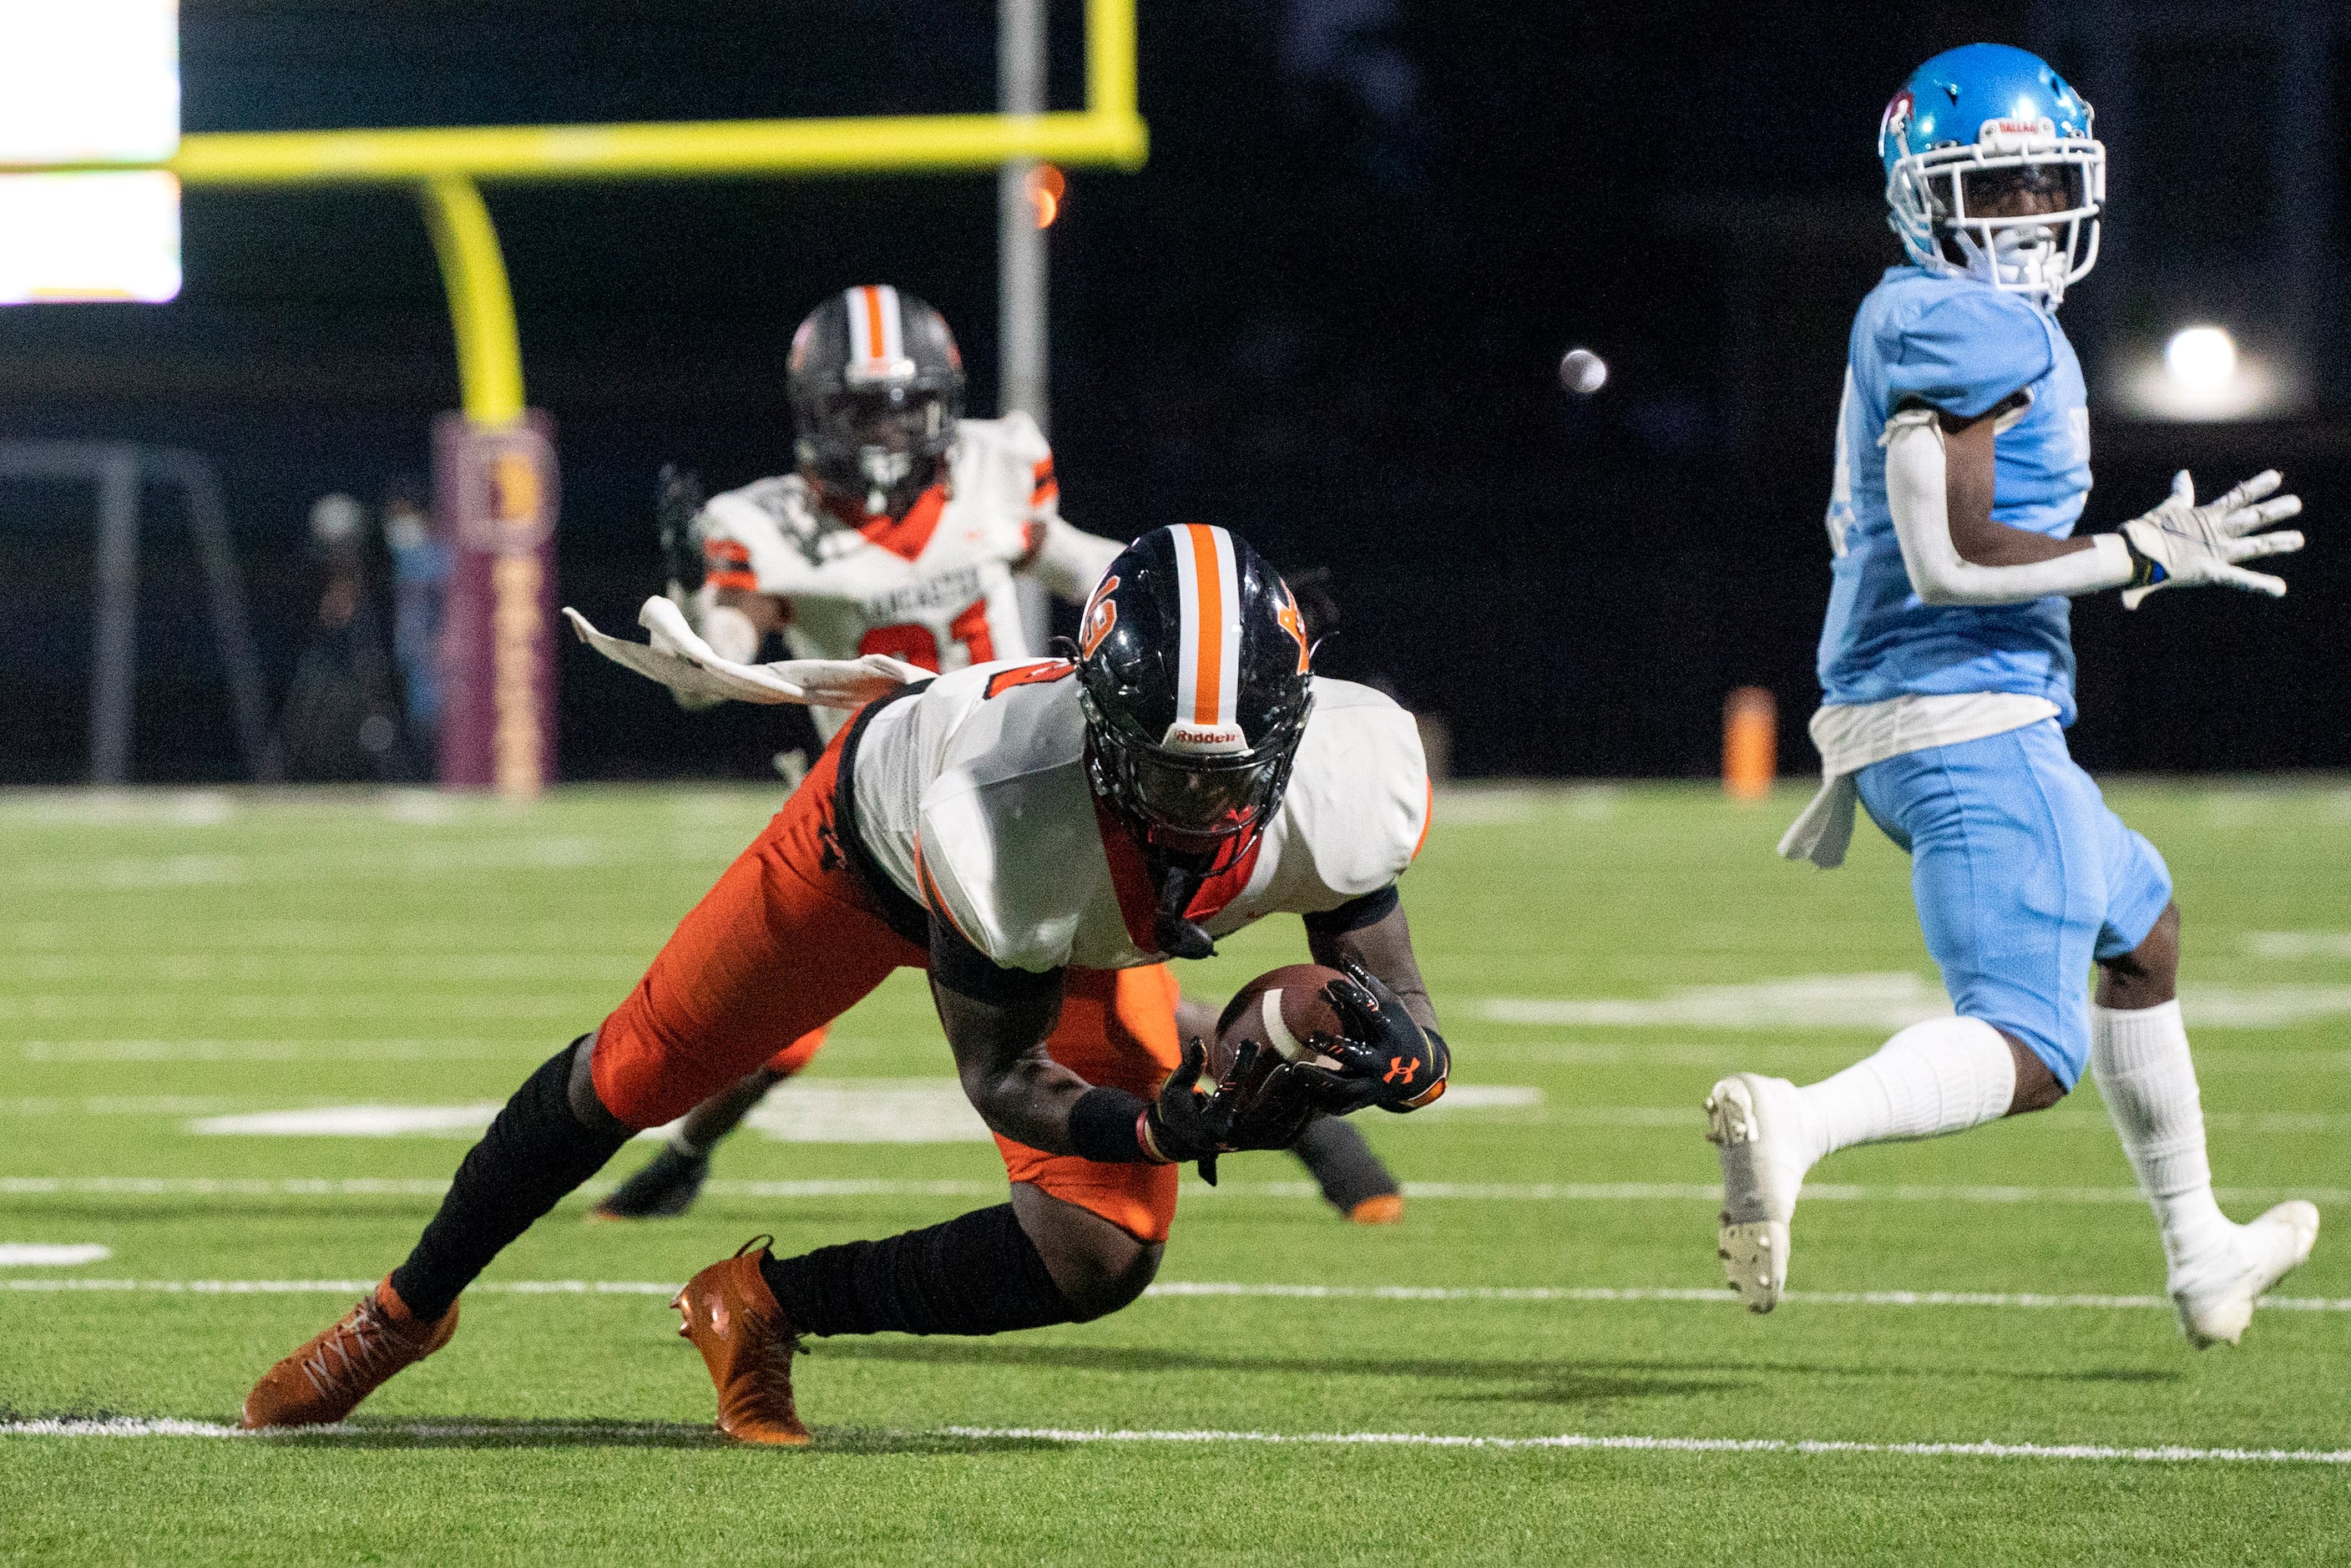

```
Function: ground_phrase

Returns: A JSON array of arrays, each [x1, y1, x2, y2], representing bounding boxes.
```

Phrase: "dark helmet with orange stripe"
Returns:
[[1075, 526, 1316, 951], [788, 285, 966, 518]]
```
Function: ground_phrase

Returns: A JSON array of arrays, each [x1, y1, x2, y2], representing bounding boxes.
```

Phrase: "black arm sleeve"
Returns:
[[1068, 1086, 1154, 1163], [928, 913, 1064, 1009], [1302, 884, 1400, 940]]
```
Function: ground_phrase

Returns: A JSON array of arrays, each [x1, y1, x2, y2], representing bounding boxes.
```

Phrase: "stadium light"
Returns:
[[2164, 326, 2237, 394], [1027, 163, 1066, 228], [2120, 321, 2292, 422], [0, 0, 181, 303]]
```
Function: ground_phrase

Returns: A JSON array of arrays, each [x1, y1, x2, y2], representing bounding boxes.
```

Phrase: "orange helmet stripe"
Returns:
[[1186, 524, 1224, 726], [844, 284, 905, 378], [859, 286, 887, 366], [1166, 524, 1242, 738]]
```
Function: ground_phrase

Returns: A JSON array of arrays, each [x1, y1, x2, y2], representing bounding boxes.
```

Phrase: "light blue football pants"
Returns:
[[1856, 720, 2173, 1089]]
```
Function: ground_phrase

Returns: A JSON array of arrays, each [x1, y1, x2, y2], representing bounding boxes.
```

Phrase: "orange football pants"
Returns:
[[591, 723, 1184, 1242]]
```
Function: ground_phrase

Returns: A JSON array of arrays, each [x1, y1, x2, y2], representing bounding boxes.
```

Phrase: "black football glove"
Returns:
[[1205, 1039, 1319, 1153], [1299, 959, 1449, 1114], [1144, 1038, 1318, 1185], [1142, 1037, 1223, 1181]]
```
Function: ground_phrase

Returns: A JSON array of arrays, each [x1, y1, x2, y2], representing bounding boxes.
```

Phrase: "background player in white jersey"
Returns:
[[599, 285, 1406, 1226], [241, 525, 1449, 1442], [674, 284, 1115, 727], [1709, 44, 2317, 1344]]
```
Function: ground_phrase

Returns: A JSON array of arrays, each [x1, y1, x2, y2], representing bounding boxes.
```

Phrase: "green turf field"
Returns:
[[2, 781, 2346, 1564]]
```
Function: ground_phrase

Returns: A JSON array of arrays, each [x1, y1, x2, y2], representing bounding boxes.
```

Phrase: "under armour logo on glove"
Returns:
[[1293, 960, 1451, 1115]]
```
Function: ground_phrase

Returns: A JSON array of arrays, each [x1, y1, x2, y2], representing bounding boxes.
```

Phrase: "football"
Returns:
[[1208, 964, 1349, 1095]]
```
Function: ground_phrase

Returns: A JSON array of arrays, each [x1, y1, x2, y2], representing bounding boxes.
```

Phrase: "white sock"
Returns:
[[1795, 1016, 2017, 1166], [2091, 1000, 2233, 1284]]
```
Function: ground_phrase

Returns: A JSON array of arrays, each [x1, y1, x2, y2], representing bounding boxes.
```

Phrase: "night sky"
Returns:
[[3, 2, 2345, 782]]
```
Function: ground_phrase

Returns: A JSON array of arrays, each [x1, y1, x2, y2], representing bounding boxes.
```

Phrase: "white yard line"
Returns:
[[17, 1040, 536, 1063], [8, 1054, 2344, 1131], [0, 1176, 1004, 1200], [0, 1243, 109, 1266], [4, 1276, 2345, 1315], [939, 1427, 2351, 1465], [0, 1278, 673, 1296], [1479, 975, 2351, 1033], [0, 954, 643, 981], [0, 996, 587, 1020], [0, 920, 677, 949], [1144, 1281, 2351, 1313], [3, 1175, 2346, 1205], [2242, 931, 2351, 961], [1, 1097, 254, 1118], [1206, 1180, 2351, 1205], [0, 1177, 463, 1196], [0, 1415, 2342, 1465]]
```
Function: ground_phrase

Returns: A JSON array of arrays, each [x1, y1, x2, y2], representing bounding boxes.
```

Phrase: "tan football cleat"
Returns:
[[1346, 1194, 1405, 1226], [673, 1235, 811, 1446], [240, 1277, 458, 1429], [2175, 1201, 2321, 1348]]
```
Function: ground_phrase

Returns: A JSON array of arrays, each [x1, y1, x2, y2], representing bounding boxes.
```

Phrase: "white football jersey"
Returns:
[[850, 661, 1432, 973], [697, 413, 1065, 737]]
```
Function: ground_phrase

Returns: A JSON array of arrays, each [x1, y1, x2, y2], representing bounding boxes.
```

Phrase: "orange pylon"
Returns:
[[1723, 686, 1777, 802]]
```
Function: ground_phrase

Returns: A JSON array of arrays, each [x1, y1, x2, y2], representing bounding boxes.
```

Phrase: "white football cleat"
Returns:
[[2172, 1200, 2320, 1348], [1705, 1072, 1811, 1314]]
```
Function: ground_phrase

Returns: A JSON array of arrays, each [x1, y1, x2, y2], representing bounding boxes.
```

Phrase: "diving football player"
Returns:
[[1711, 44, 2318, 1345], [241, 525, 1449, 1441], [599, 286, 1403, 1225]]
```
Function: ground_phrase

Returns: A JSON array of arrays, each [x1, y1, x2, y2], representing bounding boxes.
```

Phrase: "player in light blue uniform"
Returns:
[[1705, 43, 2318, 1344]]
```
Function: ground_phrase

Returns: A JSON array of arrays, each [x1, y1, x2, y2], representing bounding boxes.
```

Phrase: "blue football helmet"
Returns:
[[1879, 43, 2104, 307]]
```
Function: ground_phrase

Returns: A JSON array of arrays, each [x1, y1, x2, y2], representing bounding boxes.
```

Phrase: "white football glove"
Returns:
[[2118, 469, 2305, 609]]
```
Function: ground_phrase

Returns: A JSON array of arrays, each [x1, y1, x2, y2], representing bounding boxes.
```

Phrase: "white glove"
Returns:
[[564, 599, 923, 709], [663, 592, 758, 711], [2118, 470, 2304, 609]]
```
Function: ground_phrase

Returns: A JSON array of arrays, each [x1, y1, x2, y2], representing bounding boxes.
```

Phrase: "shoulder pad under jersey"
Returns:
[[1877, 276, 2058, 422], [1257, 677, 1431, 913], [909, 663, 1100, 973], [950, 414, 1058, 538]]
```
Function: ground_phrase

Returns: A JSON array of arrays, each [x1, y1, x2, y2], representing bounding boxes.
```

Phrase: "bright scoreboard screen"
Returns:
[[0, 1, 181, 303]]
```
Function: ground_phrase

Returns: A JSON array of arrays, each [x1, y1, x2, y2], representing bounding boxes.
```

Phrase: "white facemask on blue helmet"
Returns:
[[1879, 43, 2105, 309]]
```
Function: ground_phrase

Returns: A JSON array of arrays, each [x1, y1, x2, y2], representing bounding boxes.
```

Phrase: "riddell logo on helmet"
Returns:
[[1162, 721, 1246, 754]]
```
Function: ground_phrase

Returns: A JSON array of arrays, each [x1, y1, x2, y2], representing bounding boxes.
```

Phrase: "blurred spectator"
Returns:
[[277, 493, 414, 781], [382, 479, 449, 756]]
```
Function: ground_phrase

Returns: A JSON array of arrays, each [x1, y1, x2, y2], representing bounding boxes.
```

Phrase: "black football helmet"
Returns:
[[1076, 525, 1316, 955], [787, 285, 966, 518]]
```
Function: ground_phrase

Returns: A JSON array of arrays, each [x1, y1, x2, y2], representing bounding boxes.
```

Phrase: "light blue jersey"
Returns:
[[1810, 270, 2171, 1078], [1818, 266, 2093, 722]]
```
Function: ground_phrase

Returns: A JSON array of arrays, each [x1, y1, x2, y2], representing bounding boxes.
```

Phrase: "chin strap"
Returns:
[[1153, 863, 1216, 960], [1949, 225, 2067, 306]]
